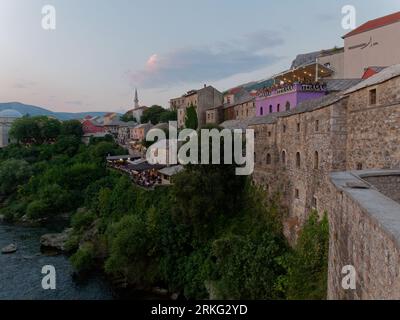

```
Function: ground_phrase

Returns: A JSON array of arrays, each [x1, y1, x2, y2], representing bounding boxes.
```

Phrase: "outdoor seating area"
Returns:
[[107, 156, 170, 189]]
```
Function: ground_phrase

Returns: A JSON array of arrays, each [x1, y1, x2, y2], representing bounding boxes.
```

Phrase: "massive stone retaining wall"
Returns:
[[250, 71, 400, 298]]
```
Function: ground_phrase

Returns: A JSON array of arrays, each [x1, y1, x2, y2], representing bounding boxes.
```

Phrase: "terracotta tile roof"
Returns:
[[344, 63, 400, 94], [343, 11, 400, 38]]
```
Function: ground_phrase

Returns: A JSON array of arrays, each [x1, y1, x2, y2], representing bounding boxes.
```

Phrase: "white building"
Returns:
[[0, 109, 23, 148], [131, 89, 148, 123]]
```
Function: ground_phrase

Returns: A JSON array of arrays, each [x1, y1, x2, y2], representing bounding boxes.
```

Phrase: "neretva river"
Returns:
[[0, 223, 114, 300]]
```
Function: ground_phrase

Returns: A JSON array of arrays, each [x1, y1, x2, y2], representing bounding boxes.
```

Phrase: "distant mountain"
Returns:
[[0, 102, 119, 120]]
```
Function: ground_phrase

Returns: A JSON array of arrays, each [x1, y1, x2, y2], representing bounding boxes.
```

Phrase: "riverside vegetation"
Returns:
[[0, 115, 329, 300]]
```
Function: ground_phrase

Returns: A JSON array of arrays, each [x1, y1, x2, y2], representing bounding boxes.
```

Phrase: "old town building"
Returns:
[[174, 85, 223, 128], [343, 11, 400, 78]]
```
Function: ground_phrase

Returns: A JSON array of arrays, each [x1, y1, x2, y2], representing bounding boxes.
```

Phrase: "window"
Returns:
[[312, 197, 318, 209], [283, 124, 287, 133], [296, 152, 301, 168], [246, 110, 249, 117], [268, 131, 271, 137], [277, 104, 280, 112], [282, 150, 286, 164], [297, 123, 300, 132], [260, 107, 264, 116], [285, 101, 291, 111], [357, 163, 363, 170], [266, 153, 272, 165], [315, 120, 319, 132], [295, 189, 300, 199], [269, 105, 273, 113], [314, 151, 319, 169], [254, 152, 257, 163], [369, 89, 377, 105]]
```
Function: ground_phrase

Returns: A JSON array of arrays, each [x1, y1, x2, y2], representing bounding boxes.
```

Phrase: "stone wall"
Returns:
[[363, 173, 400, 204], [346, 76, 400, 170], [250, 73, 400, 298], [251, 97, 348, 242], [328, 171, 400, 299]]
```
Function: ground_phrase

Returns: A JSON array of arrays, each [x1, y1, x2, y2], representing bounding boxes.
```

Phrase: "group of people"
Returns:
[[257, 81, 327, 98], [133, 170, 162, 188]]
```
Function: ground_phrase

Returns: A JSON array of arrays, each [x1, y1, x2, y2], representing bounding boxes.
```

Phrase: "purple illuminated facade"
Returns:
[[256, 83, 327, 116]]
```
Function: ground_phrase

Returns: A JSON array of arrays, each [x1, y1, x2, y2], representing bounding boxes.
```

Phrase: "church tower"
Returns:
[[134, 88, 139, 109]]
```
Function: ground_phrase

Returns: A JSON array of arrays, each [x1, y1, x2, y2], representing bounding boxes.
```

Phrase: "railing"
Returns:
[[257, 82, 327, 98]]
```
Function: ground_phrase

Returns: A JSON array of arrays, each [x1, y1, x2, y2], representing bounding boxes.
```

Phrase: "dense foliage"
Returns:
[[0, 117, 329, 300], [141, 105, 177, 125], [0, 116, 123, 222], [184, 104, 198, 130]]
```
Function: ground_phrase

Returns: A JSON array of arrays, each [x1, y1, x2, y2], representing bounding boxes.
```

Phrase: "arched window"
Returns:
[[285, 101, 291, 111], [296, 152, 301, 168], [282, 150, 286, 164], [269, 105, 273, 113], [266, 153, 272, 165], [260, 107, 264, 116], [277, 104, 280, 112], [314, 151, 319, 169]]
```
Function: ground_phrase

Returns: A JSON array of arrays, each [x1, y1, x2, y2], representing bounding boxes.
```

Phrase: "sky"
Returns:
[[1, 0, 400, 113]]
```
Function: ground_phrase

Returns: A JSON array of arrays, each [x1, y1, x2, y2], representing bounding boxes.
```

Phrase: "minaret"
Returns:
[[134, 88, 139, 109]]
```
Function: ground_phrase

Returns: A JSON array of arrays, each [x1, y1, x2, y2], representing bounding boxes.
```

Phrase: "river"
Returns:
[[0, 223, 114, 300]]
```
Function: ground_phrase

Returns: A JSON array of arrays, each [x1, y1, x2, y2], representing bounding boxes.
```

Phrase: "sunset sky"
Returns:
[[1, 0, 399, 113]]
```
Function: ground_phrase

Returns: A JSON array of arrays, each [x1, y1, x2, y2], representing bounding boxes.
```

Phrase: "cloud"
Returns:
[[65, 100, 83, 106], [13, 80, 36, 89], [127, 31, 284, 88]]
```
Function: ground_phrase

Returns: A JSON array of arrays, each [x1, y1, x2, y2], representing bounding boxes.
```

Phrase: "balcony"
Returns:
[[257, 82, 327, 98]]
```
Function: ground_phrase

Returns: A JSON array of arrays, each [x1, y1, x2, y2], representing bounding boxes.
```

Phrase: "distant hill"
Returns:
[[0, 102, 118, 120]]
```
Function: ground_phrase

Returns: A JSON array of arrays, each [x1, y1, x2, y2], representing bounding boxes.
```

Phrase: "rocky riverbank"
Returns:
[[0, 223, 114, 299]]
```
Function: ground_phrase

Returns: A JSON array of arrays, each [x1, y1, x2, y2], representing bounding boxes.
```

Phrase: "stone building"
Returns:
[[117, 121, 137, 146], [173, 85, 223, 128], [205, 87, 255, 125], [221, 64, 400, 299], [0, 109, 23, 148], [104, 119, 124, 139], [130, 122, 153, 142]]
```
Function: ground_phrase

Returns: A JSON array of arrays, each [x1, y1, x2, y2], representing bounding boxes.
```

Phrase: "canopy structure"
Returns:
[[273, 62, 333, 85], [126, 162, 166, 174], [106, 154, 141, 162]]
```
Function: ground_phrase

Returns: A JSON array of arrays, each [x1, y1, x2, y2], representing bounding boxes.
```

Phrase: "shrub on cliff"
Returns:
[[70, 242, 96, 273], [277, 211, 329, 300]]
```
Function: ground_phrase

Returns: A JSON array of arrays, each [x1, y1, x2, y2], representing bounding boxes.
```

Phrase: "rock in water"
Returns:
[[40, 228, 72, 252], [2, 244, 17, 254]]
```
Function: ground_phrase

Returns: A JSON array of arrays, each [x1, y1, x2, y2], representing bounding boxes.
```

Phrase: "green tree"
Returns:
[[159, 109, 177, 123], [120, 113, 135, 122], [61, 120, 83, 137], [278, 211, 329, 300], [39, 117, 61, 141], [0, 159, 32, 195], [184, 104, 198, 130], [9, 116, 41, 143], [141, 105, 165, 124]]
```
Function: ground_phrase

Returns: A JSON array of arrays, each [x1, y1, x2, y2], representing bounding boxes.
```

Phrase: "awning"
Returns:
[[126, 162, 166, 173], [106, 155, 141, 161]]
